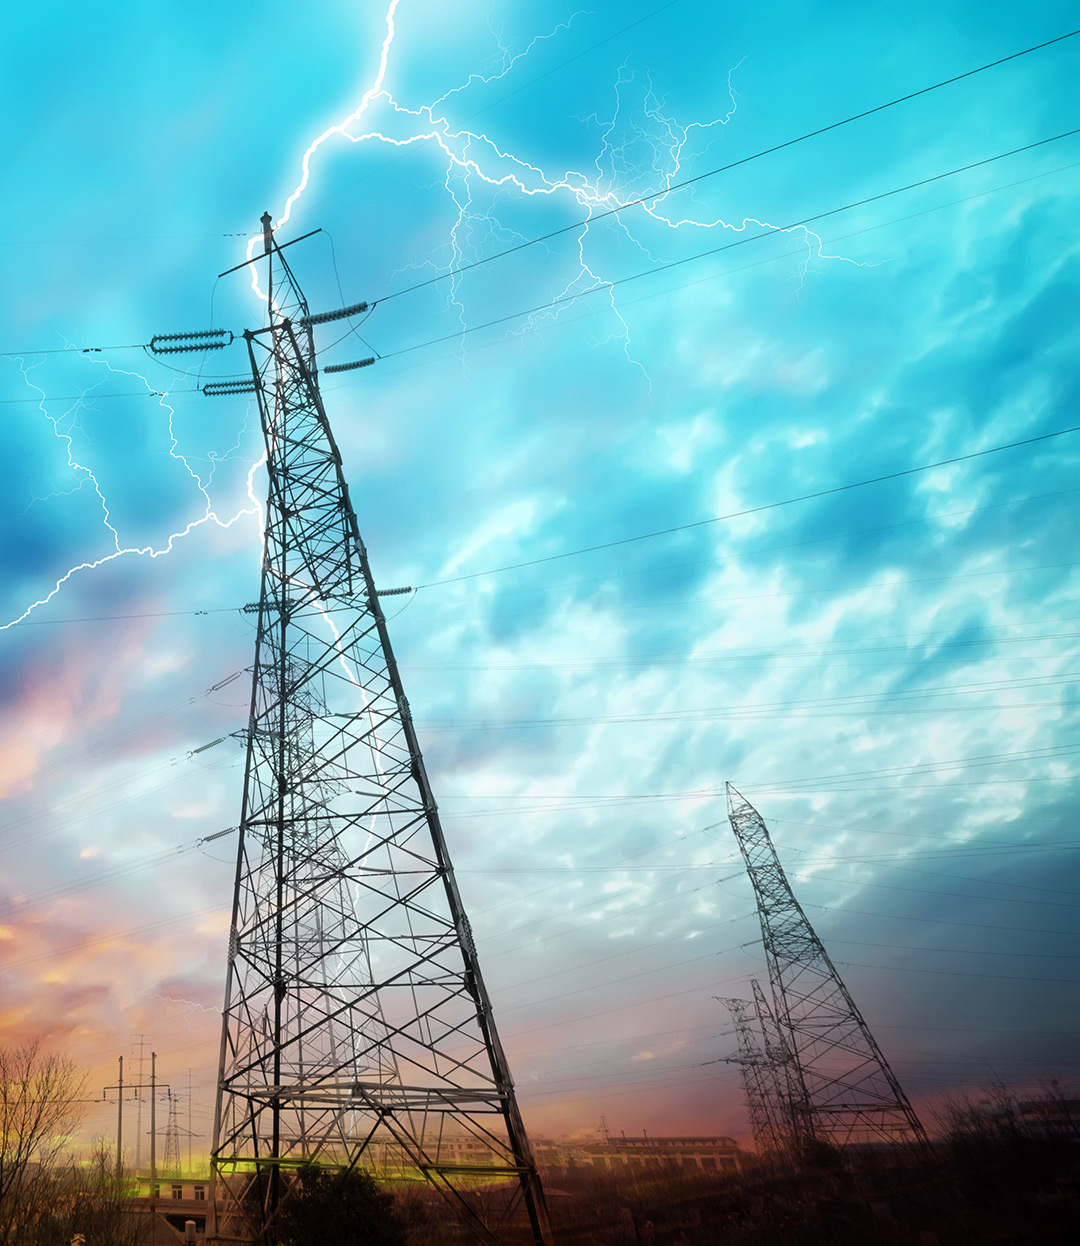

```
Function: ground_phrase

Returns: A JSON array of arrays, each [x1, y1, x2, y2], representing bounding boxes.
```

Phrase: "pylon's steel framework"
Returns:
[[726, 784, 927, 1148], [750, 978, 800, 1145], [209, 225, 550, 1244], [718, 996, 788, 1158]]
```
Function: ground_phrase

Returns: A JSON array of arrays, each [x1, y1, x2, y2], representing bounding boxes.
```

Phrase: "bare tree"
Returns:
[[0, 1039, 87, 1245], [47, 1144, 150, 1246]]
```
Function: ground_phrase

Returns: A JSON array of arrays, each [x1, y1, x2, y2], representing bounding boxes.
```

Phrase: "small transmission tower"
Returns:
[[208, 218, 550, 1244], [726, 784, 927, 1149], [717, 996, 788, 1158], [163, 1090, 182, 1177]]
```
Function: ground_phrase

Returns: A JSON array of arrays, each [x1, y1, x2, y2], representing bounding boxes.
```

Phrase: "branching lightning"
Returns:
[[3, 352, 261, 631], [5, 8, 854, 638], [261, 2, 858, 381]]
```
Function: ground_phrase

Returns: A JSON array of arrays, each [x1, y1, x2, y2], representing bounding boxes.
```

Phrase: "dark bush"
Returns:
[[276, 1165, 406, 1246]]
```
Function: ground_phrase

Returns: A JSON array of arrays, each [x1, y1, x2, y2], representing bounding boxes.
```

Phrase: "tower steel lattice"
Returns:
[[726, 783, 927, 1149], [163, 1090, 182, 1178], [750, 977, 799, 1146], [718, 996, 788, 1158], [208, 219, 550, 1244]]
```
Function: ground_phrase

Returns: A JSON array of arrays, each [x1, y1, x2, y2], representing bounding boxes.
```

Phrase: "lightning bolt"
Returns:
[[429, 11, 586, 115], [258, 4, 857, 381], [226, 0, 863, 848], [5, 7, 864, 632], [3, 351, 262, 631], [150, 993, 221, 1030], [151, 993, 219, 1014]]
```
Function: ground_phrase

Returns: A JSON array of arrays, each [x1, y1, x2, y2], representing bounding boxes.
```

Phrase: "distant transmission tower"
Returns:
[[207, 216, 550, 1244], [163, 1090, 182, 1177], [726, 784, 927, 1149], [750, 977, 799, 1145], [717, 996, 788, 1158]]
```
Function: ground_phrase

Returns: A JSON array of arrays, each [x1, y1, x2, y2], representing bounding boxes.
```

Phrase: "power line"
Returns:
[[420, 697, 1080, 731], [0, 345, 148, 361], [5, 38, 1076, 370], [372, 29, 1080, 307], [9, 605, 239, 626], [343, 158, 1079, 389], [408, 568, 1080, 637], [5, 145, 1075, 418], [832, 856, 1080, 899], [378, 128, 1080, 363], [8, 491, 1076, 628], [0, 388, 167, 404], [741, 741, 1080, 792], [795, 873, 1080, 910], [0, 905, 222, 972], [770, 811, 1076, 851], [0, 667, 246, 800], [425, 670, 1080, 719], [416, 421, 1080, 586], [415, 563, 1080, 625], [827, 938, 1080, 961], [416, 485, 1080, 606], [408, 614, 1080, 670], [813, 905, 1072, 941], [834, 960, 1076, 986], [778, 840, 1079, 864], [5, 731, 1068, 920], [0, 750, 240, 854]]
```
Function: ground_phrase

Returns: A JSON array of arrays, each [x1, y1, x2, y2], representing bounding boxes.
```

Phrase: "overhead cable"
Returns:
[[416, 421, 1080, 586], [380, 129, 1080, 363], [374, 29, 1080, 306]]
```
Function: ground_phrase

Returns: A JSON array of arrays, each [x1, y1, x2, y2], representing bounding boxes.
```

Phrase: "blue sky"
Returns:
[[1, 0, 1078, 1154]]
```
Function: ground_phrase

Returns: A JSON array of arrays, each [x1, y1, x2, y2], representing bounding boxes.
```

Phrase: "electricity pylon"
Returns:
[[163, 1091, 182, 1177], [717, 996, 788, 1158], [726, 783, 927, 1149], [208, 217, 550, 1244], [750, 978, 799, 1145]]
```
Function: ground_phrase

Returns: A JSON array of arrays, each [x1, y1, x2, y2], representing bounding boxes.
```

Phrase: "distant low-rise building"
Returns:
[[532, 1134, 742, 1175]]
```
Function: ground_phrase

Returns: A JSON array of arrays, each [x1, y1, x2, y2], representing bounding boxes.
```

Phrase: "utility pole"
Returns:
[[102, 1056, 125, 1179], [103, 1053, 168, 1189], [132, 1035, 149, 1170], [186, 1069, 194, 1173], [204, 216, 550, 1244], [726, 783, 927, 1149], [150, 1052, 158, 1198]]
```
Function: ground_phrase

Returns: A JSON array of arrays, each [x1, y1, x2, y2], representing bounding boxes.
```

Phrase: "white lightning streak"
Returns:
[[280, 0, 401, 233], [263, 29, 849, 364], [152, 993, 219, 1014], [429, 11, 586, 113], [3, 355, 261, 631]]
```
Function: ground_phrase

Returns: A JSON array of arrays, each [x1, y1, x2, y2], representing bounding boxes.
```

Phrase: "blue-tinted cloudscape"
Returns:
[[1, 0, 1078, 1152]]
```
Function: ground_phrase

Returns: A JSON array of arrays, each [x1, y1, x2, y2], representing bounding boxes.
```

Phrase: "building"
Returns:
[[532, 1134, 742, 1175]]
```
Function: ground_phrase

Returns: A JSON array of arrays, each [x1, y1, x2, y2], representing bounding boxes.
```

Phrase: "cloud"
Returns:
[[1, 0, 1078, 1152]]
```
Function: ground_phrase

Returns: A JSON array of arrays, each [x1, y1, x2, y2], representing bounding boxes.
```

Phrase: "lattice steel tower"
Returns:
[[717, 995, 788, 1158], [208, 218, 550, 1244], [726, 783, 927, 1149], [163, 1090, 182, 1178]]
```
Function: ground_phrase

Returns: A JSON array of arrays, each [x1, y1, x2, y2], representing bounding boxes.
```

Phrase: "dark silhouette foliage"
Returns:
[[276, 1165, 407, 1246]]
